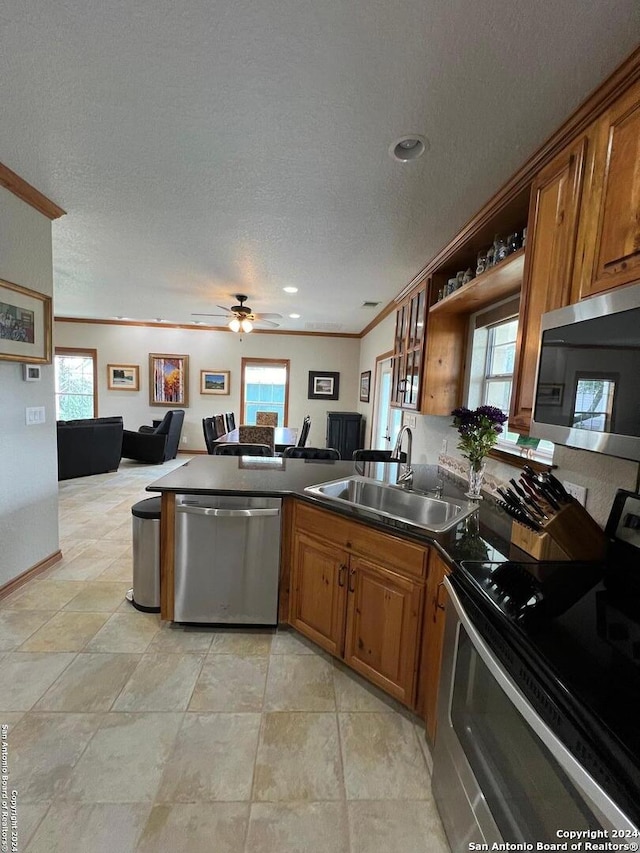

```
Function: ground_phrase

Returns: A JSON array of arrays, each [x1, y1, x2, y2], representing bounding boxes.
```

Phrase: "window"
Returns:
[[467, 302, 554, 464], [240, 358, 290, 426], [572, 375, 617, 432], [55, 348, 97, 420]]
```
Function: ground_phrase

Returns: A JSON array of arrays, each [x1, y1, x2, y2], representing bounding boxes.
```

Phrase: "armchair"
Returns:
[[122, 410, 185, 464]]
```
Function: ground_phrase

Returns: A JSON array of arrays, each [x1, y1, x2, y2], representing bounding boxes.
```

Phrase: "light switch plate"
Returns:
[[25, 406, 46, 425], [405, 414, 417, 429]]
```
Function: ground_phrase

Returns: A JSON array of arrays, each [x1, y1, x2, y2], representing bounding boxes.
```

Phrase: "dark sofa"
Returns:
[[57, 416, 124, 480]]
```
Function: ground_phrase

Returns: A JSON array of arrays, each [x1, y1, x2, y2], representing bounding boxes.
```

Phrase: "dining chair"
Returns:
[[202, 417, 218, 454], [213, 414, 226, 438], [297, 415, 311, 447], [256, 411, 278, 427], [238, 425, 275, 455], [213, 443, 272, 457], [352, 449, 407, 462], [283, 446, 340, 460], [224, 412, 236, 432]]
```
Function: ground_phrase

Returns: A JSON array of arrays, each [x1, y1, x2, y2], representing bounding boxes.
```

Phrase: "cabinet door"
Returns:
[[343, 556, 423, 705], [576, 80, 640, 298], [510, 137, 587, 432], [418, 552, 450, 743], [290, 531, 348, 657]]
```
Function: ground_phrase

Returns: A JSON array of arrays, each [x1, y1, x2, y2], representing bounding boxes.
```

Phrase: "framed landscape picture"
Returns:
[[359, 370, 371, 403], [0, 278, 52, 364], [149, 353, 189, 406], [200, 370, 230, 395], [107, 364, 139, 391], [308, 371, 340, 400]]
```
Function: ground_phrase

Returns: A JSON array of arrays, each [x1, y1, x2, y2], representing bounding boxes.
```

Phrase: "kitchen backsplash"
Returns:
[[409, 413, 639, 527]]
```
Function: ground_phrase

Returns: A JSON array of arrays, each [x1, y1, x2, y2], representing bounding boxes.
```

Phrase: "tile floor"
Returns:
[[1, 459, 450, 852]]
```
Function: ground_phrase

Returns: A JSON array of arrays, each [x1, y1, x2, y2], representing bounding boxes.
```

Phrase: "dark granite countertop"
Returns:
[[147, 455, 526, 567]]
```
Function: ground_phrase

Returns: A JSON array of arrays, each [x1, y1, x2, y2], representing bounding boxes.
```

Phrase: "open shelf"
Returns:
[[429, 248, 525, 315]]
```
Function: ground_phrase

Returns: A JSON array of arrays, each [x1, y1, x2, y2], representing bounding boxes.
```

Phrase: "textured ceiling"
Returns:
[[1, 1, 639, 333]]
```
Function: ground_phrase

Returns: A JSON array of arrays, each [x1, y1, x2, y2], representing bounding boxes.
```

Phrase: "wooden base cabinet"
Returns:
[[289, 531, 347, 657], [289, 502, 428, 706], [416, 552, 450, 744], [343, 557, 423, 705]]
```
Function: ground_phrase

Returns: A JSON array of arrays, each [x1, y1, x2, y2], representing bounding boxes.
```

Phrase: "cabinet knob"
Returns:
[[338, 565, 347, 587]]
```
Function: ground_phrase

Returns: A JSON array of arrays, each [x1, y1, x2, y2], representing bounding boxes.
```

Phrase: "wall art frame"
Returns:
[[359, 370, 371, 403], [0, 278, 52, 364], [308, 371, 340, 400], [200, 370, 230, 395], [107, 364, 140, 391], [149, 353, 189, 406]]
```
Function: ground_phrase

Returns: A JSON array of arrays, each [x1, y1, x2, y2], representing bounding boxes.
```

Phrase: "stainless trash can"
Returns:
[[126, 496, 161, 612]]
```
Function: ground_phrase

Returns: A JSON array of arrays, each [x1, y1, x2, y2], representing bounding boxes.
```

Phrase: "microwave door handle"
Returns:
[[444, 577, 637, 831]]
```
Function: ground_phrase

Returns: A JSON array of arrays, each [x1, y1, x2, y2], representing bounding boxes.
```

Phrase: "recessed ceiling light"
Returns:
[[289, 313, 301, 319], [389, 135, 428, 162], [283, 286, 298, 293]]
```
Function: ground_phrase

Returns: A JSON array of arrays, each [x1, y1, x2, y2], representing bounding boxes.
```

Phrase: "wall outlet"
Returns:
[[563, 480, 588, 506], [182, 435, 188, 444], [405, 414, 417, 429]]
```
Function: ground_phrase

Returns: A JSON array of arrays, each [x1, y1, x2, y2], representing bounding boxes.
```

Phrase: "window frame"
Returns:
[[240, 357, 290, 426], [54, 347, 98, 420]]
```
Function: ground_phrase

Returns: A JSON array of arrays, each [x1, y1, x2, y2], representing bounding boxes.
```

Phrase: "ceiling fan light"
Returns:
[[229, 317, 241, 333], [240, 318, 253, 333]]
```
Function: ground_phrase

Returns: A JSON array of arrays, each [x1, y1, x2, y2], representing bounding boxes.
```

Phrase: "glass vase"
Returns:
[[465, 461, 486, 500]]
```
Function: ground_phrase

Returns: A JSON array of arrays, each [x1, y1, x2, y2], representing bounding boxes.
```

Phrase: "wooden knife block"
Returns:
[[511, 498, 607, 562]]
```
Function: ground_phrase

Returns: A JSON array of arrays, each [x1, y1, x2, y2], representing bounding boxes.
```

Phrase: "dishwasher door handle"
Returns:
[[177, 506, 280, 518]]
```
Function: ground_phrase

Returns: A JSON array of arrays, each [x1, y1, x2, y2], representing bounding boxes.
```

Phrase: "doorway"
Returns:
[[372, 356, 402, 451]]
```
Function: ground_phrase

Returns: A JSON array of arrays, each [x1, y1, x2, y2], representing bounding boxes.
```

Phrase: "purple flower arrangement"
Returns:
[[451, 406, 508, 471]]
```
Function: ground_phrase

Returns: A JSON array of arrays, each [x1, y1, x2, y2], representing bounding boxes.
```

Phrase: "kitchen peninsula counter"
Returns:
[[147, 454, 519, 620]]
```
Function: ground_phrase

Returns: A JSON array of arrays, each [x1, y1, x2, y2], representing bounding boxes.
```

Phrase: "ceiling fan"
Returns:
[[192, 294, 282, 332]]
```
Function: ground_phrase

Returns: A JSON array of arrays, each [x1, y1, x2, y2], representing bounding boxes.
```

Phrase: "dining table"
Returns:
[[214, 426, 298, 454]]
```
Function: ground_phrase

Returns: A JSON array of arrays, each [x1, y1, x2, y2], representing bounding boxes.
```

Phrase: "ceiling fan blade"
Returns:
[[216, 304, 233, 312], [253, 312, 283, 320], [254, 319, 280, 328]]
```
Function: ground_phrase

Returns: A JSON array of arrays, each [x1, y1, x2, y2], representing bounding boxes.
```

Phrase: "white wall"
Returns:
[[0, 187, 58, 586], [54, 321, 361, 450]]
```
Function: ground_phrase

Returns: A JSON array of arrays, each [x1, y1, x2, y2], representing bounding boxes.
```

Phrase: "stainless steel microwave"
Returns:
[[531, 282, 640, 461]]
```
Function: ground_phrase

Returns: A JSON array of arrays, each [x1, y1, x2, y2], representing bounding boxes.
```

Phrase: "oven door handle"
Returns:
[[443, 577, 637, 832]]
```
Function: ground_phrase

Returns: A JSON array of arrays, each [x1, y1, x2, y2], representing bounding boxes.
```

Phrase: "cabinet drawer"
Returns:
[[295, 500, 427, 579]]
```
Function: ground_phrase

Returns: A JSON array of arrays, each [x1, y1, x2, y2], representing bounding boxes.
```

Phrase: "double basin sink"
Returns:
[[304, 475, 475, 534]]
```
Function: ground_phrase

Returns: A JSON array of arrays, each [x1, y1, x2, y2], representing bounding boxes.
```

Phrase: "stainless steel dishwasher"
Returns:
[[173, 494, 282, 624]]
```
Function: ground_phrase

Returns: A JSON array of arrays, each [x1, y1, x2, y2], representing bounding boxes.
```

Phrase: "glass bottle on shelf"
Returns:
[[507, 232, 521, 254], [495, 236, 508, 263], [486, 237, 497, 268], [476, 250, 488, 275]]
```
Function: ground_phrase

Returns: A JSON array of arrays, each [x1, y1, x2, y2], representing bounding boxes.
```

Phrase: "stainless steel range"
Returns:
[[432, 493, 640, 849]]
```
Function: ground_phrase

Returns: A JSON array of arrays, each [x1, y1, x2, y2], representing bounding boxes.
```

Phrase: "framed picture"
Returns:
[[22, 364, 42, 381], [308, 371, 340, 400], [0, 278, 52, 364], [200, 370, 230, 395], [149, 353, 189, 406], [107, 364, 139, 391], [537, 383, 564, 406], [605, 489, 640, 552], [359, 370, 371, 403]]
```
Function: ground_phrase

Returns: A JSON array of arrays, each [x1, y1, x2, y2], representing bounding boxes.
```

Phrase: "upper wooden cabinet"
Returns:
[[391, 281, 427, 410], [574, 78, 640, 299], [509, 137, 588, 433]]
